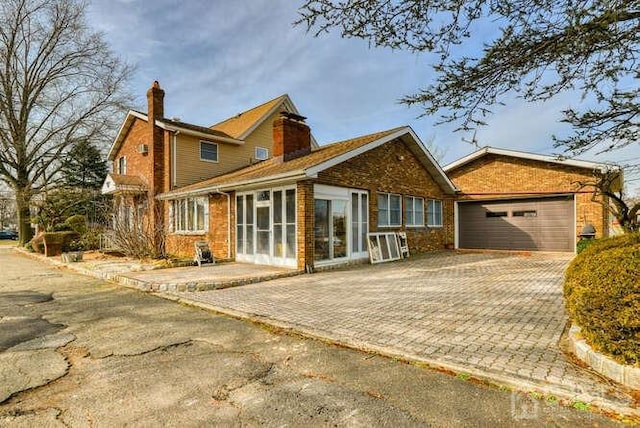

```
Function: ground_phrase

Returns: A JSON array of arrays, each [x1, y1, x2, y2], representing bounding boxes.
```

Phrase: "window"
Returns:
[[118, 156, 126, 174], [378, 193, 401, 227], [255, 146, 269, 160], [426, 199, 443, 227], [200, 141, 218, 162], [172, 197, 208, 233], [486, 211, 508, 218], [513, 210, 537, 217], [404, 196, 424, 227]]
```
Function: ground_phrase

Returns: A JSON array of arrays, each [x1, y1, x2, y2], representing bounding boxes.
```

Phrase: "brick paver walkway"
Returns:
[[171, 252, 634, 411]]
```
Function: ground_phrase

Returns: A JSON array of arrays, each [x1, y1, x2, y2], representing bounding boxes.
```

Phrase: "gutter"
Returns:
[[155, 170, 307, 200], [157, 121, 244, 145]]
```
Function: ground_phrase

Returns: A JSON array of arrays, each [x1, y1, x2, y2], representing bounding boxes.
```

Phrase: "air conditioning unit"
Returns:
[[138, 144, 148, 154]]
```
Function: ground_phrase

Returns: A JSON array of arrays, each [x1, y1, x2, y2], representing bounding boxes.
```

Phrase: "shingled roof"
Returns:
[[158, 126, 457, 199], [210, 95, 287, 139]]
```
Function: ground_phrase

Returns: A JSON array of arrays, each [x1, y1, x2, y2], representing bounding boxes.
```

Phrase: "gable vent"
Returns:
[[138, 144, 149, 154]]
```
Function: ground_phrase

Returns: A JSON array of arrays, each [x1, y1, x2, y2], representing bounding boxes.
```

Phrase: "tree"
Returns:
[[578, 170, 640, 233], [0, 0, 132, 244], [297, 1, 639, 156], [60, 139, 108, 190]]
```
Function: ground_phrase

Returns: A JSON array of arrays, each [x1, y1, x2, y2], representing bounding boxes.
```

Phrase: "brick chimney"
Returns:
[[273, 111, 311, 161], [147, 81, 166, 195]]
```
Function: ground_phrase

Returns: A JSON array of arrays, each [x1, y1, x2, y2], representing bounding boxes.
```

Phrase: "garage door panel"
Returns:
[[459, 197, 574, 252]]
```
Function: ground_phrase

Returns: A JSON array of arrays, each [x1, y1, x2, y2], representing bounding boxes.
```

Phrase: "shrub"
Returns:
[[52, 223, 73, 232], [576, 238, 598, 254], [564, 232, 640, 366], [65, 214, 87, 235]]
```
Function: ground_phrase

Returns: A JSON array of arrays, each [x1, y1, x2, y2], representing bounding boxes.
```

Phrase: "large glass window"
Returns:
[[351, 192, 368, 255], [378, 193, 401, 227], [405, 196, 424, 227], [427, 199, 443, 227], [172, 197, 207, 233]]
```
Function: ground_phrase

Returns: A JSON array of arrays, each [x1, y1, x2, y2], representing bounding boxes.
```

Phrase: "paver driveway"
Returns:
[[172, 252, 631, 409]]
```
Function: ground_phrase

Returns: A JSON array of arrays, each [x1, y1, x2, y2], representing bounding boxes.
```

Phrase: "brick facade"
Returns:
[[447, 154, 609, 238], [315, 139, 455, 254]]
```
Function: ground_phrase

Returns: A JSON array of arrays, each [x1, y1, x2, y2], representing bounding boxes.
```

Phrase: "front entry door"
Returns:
[[255, 191, 271, 264]]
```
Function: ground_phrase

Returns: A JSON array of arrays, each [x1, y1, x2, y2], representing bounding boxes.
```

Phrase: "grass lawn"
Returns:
[[0, 240, 17, 246]]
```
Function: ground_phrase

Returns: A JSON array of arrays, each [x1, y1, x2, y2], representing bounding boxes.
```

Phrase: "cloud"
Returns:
[[86, 0, 637, 185]]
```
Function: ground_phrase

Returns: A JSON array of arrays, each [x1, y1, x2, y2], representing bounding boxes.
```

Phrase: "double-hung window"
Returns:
[[377, 193, 401, 227], [404, 196, 424, 227], [200, 141, 218, 162], [172, 197, 208, 233], [118, 156, 127, 174], [426, 199, 443, 227]]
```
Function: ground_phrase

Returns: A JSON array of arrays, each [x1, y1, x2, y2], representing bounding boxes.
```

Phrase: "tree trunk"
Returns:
[[16, 191, 34, 245]]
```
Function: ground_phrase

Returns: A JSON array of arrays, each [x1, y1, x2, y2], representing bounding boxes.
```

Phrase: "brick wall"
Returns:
[[447, 154, 609, 237], [164, 193, 233, 260], [296, 180, 314, 270], [315, 138, 455, 257]]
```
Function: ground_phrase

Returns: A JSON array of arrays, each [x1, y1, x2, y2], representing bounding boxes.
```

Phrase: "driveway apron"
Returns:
[[171, 252, 632, 409]]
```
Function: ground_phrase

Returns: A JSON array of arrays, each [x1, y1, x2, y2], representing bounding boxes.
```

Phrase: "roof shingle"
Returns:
[[160, 127, 404, 198]]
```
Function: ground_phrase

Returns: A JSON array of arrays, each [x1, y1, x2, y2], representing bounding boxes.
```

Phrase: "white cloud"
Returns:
[[86, 0, 638, 186]]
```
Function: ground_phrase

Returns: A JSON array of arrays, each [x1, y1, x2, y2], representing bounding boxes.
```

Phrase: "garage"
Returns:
[[457, 196, 575, 252]]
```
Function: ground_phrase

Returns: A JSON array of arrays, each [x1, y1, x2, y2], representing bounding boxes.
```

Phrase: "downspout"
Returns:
[[171, 131, 180, 188], [214, 189, 232, 259]]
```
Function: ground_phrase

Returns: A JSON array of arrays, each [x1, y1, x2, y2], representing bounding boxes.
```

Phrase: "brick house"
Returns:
[[444, 147, 618, 252], [103, 82, 457, 269]]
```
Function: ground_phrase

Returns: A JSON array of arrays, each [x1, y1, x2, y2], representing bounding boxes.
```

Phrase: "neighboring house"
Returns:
[[444, 147, 619, 252], [103, 82, 457, 269]]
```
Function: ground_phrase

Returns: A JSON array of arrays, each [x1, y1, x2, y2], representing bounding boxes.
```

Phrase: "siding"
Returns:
[[173, 111, 281, 188]]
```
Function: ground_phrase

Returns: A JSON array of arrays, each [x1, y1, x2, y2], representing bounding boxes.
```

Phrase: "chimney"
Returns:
[[273, 111, 311, 162], [146, 81, 166, 195], [147, 80, 164, 120]]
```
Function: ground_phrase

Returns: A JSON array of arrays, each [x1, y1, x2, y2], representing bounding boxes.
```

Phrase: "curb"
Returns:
[[568, 324, 640, 390], [12, 247, 305, 293]]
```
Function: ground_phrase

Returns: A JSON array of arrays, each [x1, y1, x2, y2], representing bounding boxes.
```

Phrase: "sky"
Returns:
[[86, 0, 639, 192]]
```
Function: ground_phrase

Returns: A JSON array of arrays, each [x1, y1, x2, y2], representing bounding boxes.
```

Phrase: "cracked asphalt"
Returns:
[[0, 249, 622, 426]]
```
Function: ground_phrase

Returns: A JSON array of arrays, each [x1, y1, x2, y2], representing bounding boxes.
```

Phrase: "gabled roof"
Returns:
[[444, 146, 616, 172], [101, 173, 147, 195], [157, 126, 457, 200], [107, 111, 244, 161], [210, 94, 319, 147]]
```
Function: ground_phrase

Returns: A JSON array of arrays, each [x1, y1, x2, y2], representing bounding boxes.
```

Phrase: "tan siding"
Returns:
[[173, 111, 280, 188]]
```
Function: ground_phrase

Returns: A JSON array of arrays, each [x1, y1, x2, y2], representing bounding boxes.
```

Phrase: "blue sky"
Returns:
[[87, 0, 639, 191]]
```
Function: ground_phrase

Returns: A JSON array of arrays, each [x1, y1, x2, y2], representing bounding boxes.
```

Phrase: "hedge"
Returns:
[[564, 232, 640, 366]]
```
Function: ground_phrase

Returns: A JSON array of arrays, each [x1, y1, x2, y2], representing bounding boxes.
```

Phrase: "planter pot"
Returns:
[[61, 251, 83, 263]]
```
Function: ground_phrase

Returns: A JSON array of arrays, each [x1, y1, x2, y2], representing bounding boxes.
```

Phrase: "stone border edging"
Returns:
[[568, 324, 640, 390], [12, 247, 305, 293]]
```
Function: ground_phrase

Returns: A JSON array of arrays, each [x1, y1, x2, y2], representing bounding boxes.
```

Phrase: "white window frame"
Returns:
[[377, 192, 402, 227], [118, 156, 127, 174], [200, 141, 219, 163], [427, 199, 443, 228], [172, 197, 208, 234], [255, 146, 269, 161], [404, 196, 425, 227]]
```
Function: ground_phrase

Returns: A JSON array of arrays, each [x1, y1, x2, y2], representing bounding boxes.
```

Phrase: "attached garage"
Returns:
[[457, 196, 575, 252]]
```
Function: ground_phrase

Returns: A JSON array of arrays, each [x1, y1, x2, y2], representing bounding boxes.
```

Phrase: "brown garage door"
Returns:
[[458, 196, 574, 251]]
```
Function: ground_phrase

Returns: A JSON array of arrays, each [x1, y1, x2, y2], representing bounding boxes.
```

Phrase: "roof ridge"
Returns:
[[315, 126, 407, 150], [209, 94, 288, 129]]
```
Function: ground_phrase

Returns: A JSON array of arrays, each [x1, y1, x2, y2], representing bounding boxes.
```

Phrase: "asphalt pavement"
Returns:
[[0, 248, 624, 426]]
